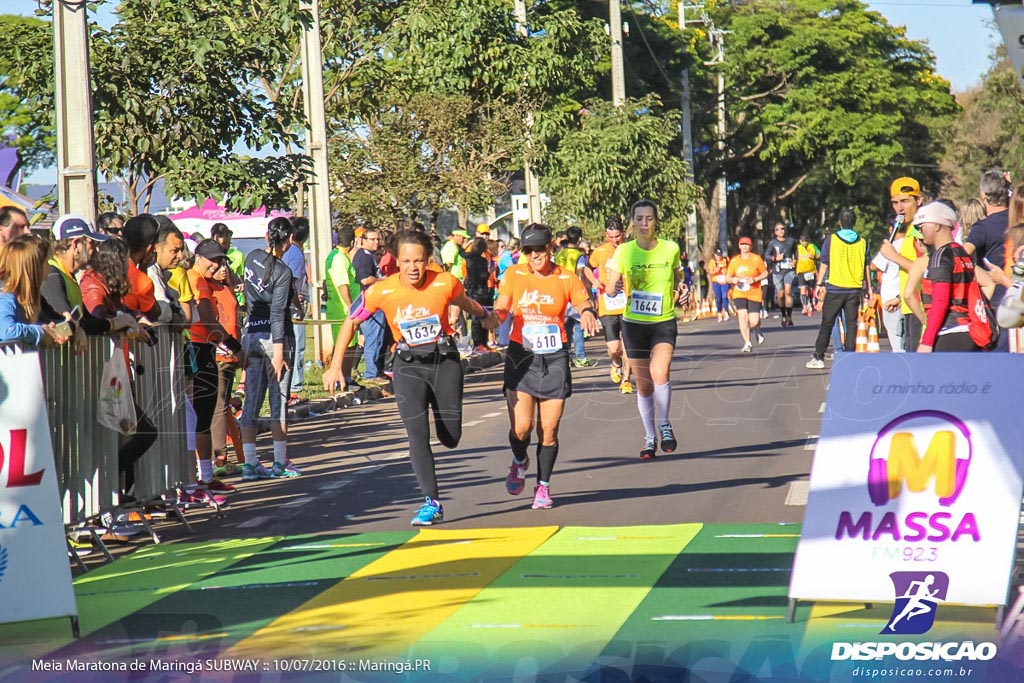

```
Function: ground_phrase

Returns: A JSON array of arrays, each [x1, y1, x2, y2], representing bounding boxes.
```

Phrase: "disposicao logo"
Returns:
[[882, 571, 948, 635]]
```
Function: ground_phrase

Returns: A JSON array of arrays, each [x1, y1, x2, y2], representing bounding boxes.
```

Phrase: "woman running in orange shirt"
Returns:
[[486, 223, 599, 509], [726, 236, 769, 352], [323, 230, 490, 525]]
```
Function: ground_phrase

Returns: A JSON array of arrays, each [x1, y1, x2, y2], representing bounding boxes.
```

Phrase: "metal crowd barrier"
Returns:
[[38, 328, 191, 526]]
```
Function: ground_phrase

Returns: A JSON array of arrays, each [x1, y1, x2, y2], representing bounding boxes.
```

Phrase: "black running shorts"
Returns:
[[732, 298, 762, 314], [503, 342, 572, 400], [599, 314, 624, 343], [622, 318, 677, 360]]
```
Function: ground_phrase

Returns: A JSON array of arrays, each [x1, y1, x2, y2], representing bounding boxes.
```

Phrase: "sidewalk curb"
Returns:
[[257, 350, 505, 430]]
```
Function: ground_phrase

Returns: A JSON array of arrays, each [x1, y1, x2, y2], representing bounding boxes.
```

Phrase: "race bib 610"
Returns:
[[522, 324, 561, 354]]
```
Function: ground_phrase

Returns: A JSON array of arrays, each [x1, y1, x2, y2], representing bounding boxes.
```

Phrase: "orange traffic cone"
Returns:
[[866, 320, 880, 353], [855, 318, 868, 352]]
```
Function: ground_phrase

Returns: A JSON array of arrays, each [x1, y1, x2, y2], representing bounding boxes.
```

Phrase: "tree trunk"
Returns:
[[698, 182, 721, 260]]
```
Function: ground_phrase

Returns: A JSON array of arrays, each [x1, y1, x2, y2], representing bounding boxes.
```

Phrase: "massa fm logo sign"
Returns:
[[835, 411, 979, 543]]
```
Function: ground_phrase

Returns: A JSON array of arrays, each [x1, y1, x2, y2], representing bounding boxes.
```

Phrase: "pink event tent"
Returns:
[[167, 198, 291, 239]]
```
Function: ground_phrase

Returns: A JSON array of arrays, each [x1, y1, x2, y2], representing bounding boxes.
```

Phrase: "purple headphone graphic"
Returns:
[[867, 410, 972, 507]]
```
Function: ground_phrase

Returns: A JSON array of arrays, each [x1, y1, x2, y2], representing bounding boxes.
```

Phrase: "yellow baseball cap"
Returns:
[[890, 177, 921, 198]]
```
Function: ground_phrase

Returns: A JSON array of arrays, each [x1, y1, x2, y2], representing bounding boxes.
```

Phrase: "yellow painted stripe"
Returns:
[[227, 526, 558, 658]]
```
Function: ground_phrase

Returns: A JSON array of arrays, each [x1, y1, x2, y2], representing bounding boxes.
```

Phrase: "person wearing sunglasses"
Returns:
[[604, 199, 688, 460], [486, 223, 600, 510]]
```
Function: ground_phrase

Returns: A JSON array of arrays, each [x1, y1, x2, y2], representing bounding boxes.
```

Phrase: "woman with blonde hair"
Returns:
[[0, 235, 70, 347], [957, 197, 986, 244]]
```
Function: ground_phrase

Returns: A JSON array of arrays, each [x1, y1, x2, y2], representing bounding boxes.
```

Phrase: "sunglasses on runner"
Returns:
[[521, 246, 548, 254]]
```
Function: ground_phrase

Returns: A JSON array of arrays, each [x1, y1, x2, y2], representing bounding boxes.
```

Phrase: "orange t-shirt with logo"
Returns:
[[726, 254, 767, 301], [589, 241, 626, 316], [498, 263, 592, 346], [362, 270, 464, 344]]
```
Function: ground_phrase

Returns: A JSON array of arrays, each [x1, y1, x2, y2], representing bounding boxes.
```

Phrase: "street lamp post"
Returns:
[[53, 0, 98, 222], [300, 0, 333, 363]]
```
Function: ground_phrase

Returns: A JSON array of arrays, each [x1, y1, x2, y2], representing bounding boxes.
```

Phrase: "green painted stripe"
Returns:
[[597, 523, 808, 678], [411, 524, 701, 676], [55, 532, 418, 664], [0, 537, 279, 666]]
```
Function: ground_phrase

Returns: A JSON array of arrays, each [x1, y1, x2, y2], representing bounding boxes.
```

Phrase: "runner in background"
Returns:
[[707, 248, 731, 321], [488, 223, 599, 509], [796, 234, 820, 316], [605, 199, 688, 460], [727, 236, 768, 353], [323, 230, 490, 525], [589, 216, 633, 393], [764, 222, 798, 327]]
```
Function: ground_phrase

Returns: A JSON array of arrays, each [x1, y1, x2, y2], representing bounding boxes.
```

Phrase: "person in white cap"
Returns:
[[913, 201, 982, 352]]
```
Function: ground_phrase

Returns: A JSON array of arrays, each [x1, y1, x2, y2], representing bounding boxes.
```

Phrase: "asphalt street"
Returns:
[[178, 310, 833, 539]]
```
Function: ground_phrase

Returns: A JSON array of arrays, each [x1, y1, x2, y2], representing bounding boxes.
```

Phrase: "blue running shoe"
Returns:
[[659, 424, 677, 453], [411, 497, 443, 526], [271, 461, 300, 478], [241, 463, 274, 481]]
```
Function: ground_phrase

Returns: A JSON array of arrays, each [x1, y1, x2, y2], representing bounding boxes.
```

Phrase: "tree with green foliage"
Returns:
[[0, 15, 55, 186], [326, 0, 605, 228], [0, 1, 313, 213], [699, 0, 958, 248], [940, 52, 1024, 205], [537, 95, 697, 237]]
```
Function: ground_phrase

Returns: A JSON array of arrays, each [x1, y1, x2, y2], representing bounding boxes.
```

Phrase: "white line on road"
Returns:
[[280, 497, 313, 508], [319, 479, 353, 490], [481, 411, 504, 418], [236, 515, 272, 529], [804, 435, 818, 451], [819, 402, 826, 413], [785, 481, 810, 506], [463, 420, 483, 427]]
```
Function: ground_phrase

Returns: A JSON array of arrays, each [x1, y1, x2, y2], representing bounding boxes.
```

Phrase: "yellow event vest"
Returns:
[[827, 234, 865, 289]]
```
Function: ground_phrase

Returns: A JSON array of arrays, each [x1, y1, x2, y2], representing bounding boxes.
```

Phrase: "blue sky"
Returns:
[[8, 0, 1001, 184]]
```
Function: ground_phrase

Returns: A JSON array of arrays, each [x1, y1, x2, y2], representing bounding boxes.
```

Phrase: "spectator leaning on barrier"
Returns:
[[238, 217, 300, 481], [122, 214, 169, 323], [42, 214, 136, 344], [283, 217, 310, 398], [0, 206, 30, 249], [149, 217, 189, 324], [80, 237, 159, 503], [187, 239, 243, 492], [0, 234, 70, 348]]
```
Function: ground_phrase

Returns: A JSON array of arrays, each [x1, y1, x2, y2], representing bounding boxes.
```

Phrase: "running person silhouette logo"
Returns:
[[883, 571, 949, 635]]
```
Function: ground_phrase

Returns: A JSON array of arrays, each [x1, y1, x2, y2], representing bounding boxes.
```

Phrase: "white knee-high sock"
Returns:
[[654, 382, 672, 426], [637, 393, 656, 439]]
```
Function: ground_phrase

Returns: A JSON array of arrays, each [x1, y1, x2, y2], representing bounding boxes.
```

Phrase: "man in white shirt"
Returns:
[[871, 234, 906, 352]]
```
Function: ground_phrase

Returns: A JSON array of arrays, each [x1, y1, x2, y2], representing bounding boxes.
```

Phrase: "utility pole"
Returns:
[[53, 0, 97, 222], [514, 0, 542, 225], [300, 0, 333, 362], [609, 0, 626, 107], [678, 3, 701, 301]]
